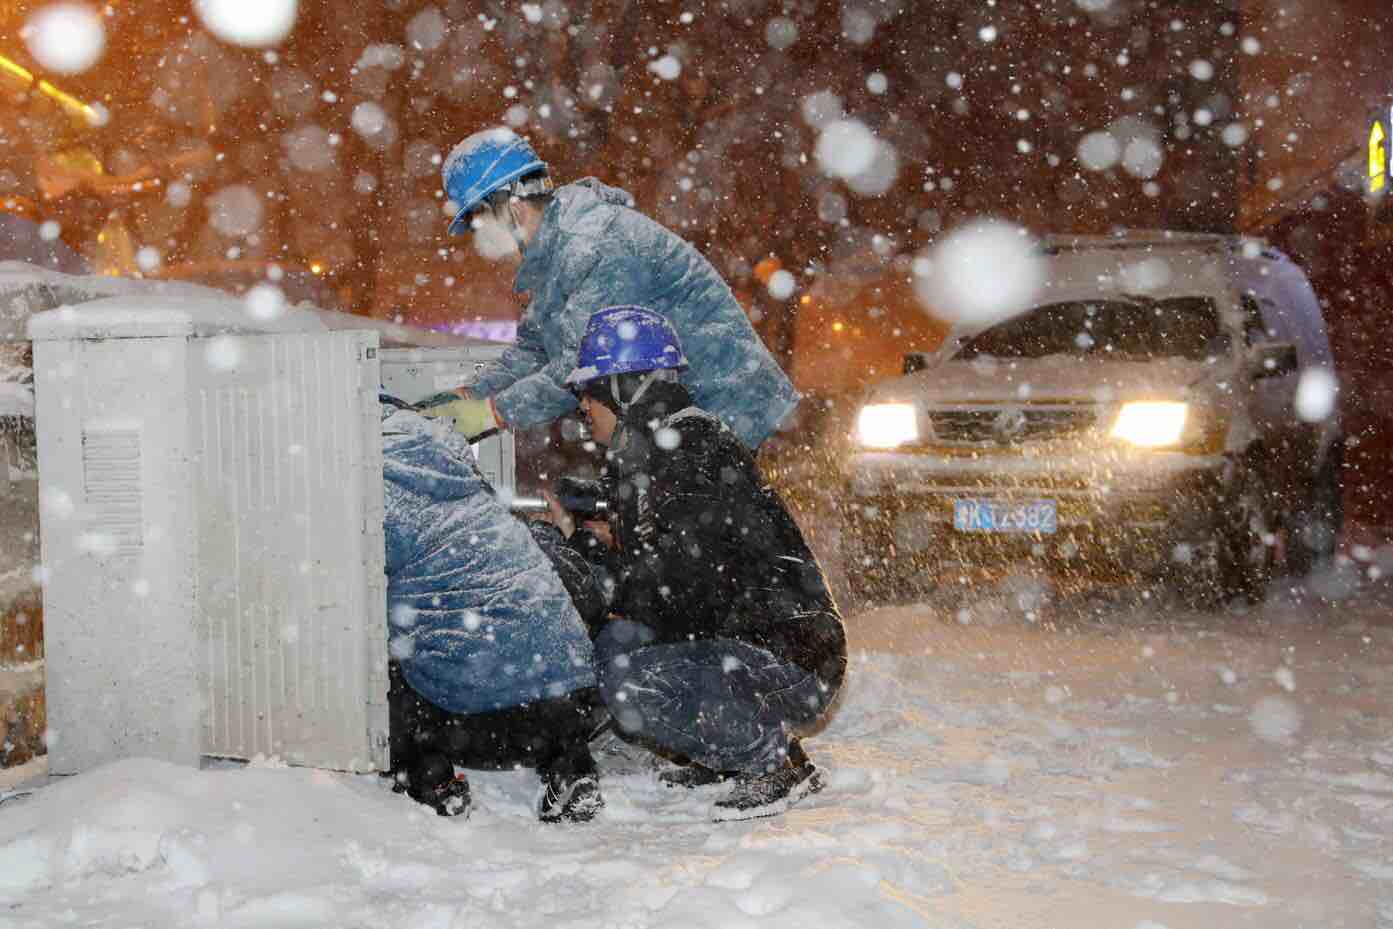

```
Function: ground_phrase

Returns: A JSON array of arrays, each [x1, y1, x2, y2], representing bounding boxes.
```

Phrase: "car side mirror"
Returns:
[[1250, 341, 1298, 379], [903, 352, 930, 375]]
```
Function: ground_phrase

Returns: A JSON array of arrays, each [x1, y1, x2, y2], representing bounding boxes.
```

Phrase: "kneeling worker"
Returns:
[[550, 306, 848, 820], [382, 395, 604, 822]]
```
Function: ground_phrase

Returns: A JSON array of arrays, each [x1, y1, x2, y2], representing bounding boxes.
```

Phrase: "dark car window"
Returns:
[[1240, 293, 1270, 345], [953, 297, 1229, 362]]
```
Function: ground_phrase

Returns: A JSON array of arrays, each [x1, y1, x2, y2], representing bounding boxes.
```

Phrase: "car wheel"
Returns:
[[1169, 464, 1273, 610], [1285, 451, 1343, 578], [1215, 464, 1275, 606]]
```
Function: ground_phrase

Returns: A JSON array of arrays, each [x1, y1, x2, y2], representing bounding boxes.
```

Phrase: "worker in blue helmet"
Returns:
[[422, 126, 799, 453], [442, 127, 554, 236], [544, 305, 846, 822]]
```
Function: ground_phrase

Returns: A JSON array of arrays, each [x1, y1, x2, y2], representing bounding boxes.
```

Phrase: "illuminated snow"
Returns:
[[22, 3, 105, 75], [1294, 368, 1338, 423], [1222, 124, 1250, 149], [244, 284, 286, 321], [765, 16, 799, 50], [815, 120, 878, 179], [767, 270, 796, 301], [1122, 137, 1164, 179], [194, 0, 298, 47], [204, 336, 243, 371], [351, 102, 388, 138], [405, 7, 447, 51], [914, 220, 1043, 327], [647, 55, 681, 81], [1249, 696, 1302, 744], [207, 186, 264, 238], [1077, 131, 1121, 171], [800, 90, 844, 129], [283, 125, 336, 173]]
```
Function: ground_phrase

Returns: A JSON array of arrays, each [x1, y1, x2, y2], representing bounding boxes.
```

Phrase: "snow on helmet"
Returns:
[[442, 127, 549, 235], [565, 306, 689, 387]]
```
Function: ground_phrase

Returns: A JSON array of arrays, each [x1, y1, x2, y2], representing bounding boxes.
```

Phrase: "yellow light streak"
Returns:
[[0, 52, 102, 125], [0, 54, 32, 84], [1371, 120, 1387, 194]]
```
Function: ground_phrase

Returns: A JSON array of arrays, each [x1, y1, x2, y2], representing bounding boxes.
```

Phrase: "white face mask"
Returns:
[[470, 211, 521, 262]]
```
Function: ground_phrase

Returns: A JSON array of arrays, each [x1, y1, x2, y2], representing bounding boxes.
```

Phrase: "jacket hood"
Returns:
[[567, 176, 635, 208], [515, 178, 635, 294]]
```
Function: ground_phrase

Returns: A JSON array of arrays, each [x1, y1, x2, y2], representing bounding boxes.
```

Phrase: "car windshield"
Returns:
[[952, 297, 1229, 362]]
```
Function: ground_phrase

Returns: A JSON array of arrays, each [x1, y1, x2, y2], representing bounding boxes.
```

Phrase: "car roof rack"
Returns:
[[1040, 230, 1281, 260]]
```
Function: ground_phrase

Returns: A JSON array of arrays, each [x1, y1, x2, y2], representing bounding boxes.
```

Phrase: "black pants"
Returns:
[[388, 662, 600, 779]]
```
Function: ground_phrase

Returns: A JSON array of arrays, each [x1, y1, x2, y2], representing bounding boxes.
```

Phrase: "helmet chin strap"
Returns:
[[497, 176, 551, 248], [609, 371, 661, 412]]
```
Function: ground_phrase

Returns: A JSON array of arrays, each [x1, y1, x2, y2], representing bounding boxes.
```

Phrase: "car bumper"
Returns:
[[842, 449, 1229, 570]]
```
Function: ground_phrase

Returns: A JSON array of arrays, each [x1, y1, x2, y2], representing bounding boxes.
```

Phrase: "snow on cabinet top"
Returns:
[[27, 295, 327, 341], [1, 261, 225, 340], [2, 261, 495, 349]]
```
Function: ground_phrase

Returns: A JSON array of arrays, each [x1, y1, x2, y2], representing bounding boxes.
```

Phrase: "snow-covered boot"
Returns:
[[711, 741, 823, 822], [538, 769, 604, 823], [393, 752, 471, 818]]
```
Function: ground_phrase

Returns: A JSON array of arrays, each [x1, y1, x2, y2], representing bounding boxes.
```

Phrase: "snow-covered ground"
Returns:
[[5, 553, 1393, 929]]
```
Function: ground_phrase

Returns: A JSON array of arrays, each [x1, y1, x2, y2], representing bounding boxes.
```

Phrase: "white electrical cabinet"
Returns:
[[379, 344, 516, 498], [29, 300, 388, 774]]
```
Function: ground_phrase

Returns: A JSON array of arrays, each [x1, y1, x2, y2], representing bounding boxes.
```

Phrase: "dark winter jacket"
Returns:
[[469, 178, 800, 450], [381, 401, 597, 715], [574, 381, 847, 690]]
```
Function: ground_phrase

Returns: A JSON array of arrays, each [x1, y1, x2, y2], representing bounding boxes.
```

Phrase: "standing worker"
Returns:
[[423, 127, 799, 452]]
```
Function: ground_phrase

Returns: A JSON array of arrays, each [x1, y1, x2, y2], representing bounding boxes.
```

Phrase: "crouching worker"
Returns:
[[382, 395, 605, 822], [551, 306, 848, 821]]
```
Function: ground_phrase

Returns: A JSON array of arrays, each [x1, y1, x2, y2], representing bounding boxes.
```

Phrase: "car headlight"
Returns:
[[856, 403, 919, 448], [1110, 401, 1188, 448]]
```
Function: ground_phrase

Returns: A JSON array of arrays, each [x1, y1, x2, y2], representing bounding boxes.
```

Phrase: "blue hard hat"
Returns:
[[442, 128, 548, 235], [565, 306, 689, 386]]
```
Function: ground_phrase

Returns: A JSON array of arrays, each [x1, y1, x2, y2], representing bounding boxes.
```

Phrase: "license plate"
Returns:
[[952, 498, 1057, 534]]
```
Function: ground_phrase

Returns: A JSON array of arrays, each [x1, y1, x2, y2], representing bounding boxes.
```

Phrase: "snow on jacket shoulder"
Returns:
[[471, 178, 800, 450], [381, 401, 596, 715]]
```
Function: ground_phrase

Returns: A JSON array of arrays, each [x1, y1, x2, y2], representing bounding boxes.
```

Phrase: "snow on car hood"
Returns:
[[870, 354, 1228, 406]]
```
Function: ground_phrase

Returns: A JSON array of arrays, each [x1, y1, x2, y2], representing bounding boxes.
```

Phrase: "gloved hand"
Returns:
[[418, 393, 500, 440]]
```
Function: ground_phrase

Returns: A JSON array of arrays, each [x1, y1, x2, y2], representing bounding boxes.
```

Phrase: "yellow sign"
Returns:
[[1372, 118, 1388, 194]]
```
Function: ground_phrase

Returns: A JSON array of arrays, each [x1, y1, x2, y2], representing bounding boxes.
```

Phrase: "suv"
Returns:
[[840, 232, 1343, 606]]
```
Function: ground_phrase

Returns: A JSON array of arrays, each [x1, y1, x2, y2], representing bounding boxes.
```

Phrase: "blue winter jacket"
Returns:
[[471, 178, 801, 450], [381, 402, 596, 715]]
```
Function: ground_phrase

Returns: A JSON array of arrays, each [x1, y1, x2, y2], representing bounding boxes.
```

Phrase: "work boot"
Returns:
[[392, 753, 471, 818], [538, 768, 604, 823], [712, 741, 823, 822], [659, 763, 734, 789]]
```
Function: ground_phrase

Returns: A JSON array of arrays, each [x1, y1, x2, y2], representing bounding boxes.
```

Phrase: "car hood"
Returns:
[[869, 355, 1227, 405]]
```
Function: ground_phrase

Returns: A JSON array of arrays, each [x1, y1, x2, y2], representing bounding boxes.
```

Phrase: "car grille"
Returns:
[[928, 406, 1097, 445]]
